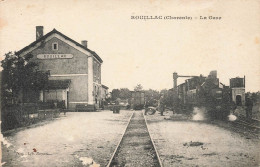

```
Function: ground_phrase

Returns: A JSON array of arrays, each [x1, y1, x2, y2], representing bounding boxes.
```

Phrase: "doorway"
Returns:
[[236, 95, 242, 106]]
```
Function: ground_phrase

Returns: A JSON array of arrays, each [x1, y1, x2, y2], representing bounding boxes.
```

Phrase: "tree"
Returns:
[[119, 88, 131, 100], [1, 52, 49, 105], [111, 88, 131, 101], [144, 89, 160, 106], [160, 89, 176, 108], [134, 84, 143, 91], [111, 89, 120, 101]]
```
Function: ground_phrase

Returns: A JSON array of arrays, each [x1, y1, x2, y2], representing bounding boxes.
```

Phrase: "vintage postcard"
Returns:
[[0, 0, 259, 166]]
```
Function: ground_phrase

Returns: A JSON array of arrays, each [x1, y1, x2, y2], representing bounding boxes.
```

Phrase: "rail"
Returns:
[[106, 112, 134, 167], [106, 110, 162, 167], [143, 111, 164, 167]]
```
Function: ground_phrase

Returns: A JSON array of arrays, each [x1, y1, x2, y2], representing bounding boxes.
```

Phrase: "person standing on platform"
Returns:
[[114, 98, 120, 114], [130, 98, 134, 110], [245, 97, 253, 119], [101, 99, 104, 110], [158, 95, 165, 116], [144, 99, 148, 115]]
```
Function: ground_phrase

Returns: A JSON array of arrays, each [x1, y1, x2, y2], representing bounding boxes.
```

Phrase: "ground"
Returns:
[[1, 110, 133, 167], [145, 110, 260, 167], [1, 109, 260, 167]]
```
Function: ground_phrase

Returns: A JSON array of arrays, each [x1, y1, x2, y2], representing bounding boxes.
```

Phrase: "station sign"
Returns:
[[37, 54, 73, 59]]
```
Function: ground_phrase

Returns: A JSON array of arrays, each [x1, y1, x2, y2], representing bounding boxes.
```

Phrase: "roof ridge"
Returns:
[[16, 28, 103, 63]]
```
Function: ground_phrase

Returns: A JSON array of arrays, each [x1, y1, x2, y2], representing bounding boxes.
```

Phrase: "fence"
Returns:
[[1, 101, 65, 132]]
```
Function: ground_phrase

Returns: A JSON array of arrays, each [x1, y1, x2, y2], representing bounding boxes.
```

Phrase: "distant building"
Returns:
[[230, 77, 245, 106], [16, 26, 103, 109], [101, 84, 109, 101]]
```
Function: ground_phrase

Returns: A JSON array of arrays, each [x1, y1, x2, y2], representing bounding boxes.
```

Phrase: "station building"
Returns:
[[17, 26, 106, 109]]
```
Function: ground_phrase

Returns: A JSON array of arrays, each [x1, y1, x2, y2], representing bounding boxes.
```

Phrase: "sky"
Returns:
[[0, 0, 259, 92]]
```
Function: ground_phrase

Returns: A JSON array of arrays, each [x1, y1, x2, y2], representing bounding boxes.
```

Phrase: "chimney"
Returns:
[[173, 72, 178, 89], [81, 40, 88, 48], [36, 26, 44, 40]]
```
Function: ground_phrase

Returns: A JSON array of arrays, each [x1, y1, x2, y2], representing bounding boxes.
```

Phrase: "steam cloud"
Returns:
[[192, 107, 206, 121], [228, 114, 237, 121]]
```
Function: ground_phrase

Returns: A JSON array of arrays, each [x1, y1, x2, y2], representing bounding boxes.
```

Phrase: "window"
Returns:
[[52, 42, 58, 50]]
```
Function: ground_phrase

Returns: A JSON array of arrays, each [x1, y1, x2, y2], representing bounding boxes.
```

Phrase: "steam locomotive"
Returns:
[[176, 71, 234, 119]]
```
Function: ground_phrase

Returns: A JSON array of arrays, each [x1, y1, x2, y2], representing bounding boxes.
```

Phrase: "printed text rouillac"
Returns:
[[131, 15, 221, 20]]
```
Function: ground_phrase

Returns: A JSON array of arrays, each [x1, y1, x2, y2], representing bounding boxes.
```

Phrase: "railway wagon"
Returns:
[[130, 91, 145, 110]]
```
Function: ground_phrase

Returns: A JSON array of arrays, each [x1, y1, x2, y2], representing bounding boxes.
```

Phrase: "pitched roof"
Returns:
[[47, 79, 71, 90], [16, 29, 103, 63]]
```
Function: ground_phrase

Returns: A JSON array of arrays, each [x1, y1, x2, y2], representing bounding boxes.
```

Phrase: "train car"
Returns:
[[130, 91, 145, 110], [177, 71, 232, 119]]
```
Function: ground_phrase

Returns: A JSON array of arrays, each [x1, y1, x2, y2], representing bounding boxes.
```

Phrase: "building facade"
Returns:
[[17, 26, 104, 109]]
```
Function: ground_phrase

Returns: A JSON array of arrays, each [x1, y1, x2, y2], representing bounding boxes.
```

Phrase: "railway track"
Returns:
[[232, 116, 260, 129], [229, 116, 260, 137], [107, 110, 163, 167]]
